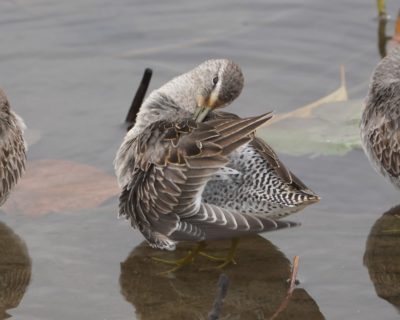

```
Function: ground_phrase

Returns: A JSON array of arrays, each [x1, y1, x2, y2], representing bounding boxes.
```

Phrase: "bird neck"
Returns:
[[158, 71, 199, 111], [132, 71, 198, 136]]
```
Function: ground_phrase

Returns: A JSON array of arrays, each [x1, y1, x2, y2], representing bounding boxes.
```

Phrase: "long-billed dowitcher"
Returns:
[[0, 89, 26, 206], [115, 60, 319, 271], [361, 45, 400, 189]]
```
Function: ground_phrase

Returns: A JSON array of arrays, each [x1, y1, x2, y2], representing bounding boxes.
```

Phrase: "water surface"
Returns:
[[1, 0, 400, 319]]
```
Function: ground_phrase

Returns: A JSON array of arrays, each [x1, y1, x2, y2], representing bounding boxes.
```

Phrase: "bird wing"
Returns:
[[210, 111, 317, 196], [367, 115, 400, 178], [250, 137, 318, 195], [119, 113, 298, 249], [0, 131, 26, 206]]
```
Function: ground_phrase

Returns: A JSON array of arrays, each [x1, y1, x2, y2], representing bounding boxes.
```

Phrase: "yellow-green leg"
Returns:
[[152, 241, 206, 274], [199, 238, 240, 269]]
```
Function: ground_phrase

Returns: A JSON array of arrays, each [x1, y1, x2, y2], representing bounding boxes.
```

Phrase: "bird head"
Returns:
[[191, 59, 244, 122], [133, 59, 245, 134]]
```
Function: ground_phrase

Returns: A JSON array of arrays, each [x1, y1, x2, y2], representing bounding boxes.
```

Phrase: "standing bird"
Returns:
[[115, 60, 319, 272], [361, 45, 400, 189], [0, 89, 26, 206]]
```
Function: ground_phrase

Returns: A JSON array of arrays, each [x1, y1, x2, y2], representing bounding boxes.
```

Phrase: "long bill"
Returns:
[[193, 105, 212, 123]]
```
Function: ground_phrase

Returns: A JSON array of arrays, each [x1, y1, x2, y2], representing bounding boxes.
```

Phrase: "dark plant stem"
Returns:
[[125, 68, 152, 130]]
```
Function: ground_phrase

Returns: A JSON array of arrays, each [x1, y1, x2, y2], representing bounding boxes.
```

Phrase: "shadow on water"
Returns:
[[0, 222, 31, 320], [119, 236, 325, 319], [364, 205, 400, 313]]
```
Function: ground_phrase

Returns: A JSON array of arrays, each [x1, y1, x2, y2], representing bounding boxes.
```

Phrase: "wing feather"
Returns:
[[118, 113, 297, 249], [0, 122, 26, 206], [210, 111, 317, 198], [368, 118, 400, 177]]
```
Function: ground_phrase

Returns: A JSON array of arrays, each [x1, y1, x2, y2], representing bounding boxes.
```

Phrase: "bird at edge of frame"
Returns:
[[361, 39, 400, 190], [0, 88, 26, 207], [115, 59, 320, 274]]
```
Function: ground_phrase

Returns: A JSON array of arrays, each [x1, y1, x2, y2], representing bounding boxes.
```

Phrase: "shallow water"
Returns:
[[1, 0, 400, 319]]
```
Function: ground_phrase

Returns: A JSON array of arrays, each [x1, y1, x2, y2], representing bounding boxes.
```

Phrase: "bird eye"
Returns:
[[212, 76, 219, 85]]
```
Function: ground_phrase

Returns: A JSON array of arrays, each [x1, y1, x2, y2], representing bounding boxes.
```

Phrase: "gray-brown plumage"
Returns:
[[115, 59, 319, 251], [361, 45, 400, 189], [0, 89, 26, 206]]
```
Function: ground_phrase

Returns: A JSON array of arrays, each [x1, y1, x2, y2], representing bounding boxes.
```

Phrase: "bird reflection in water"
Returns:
[[364, 205, 400, 312], [120, 236, 324, 320], [0, 222, 31, 320]]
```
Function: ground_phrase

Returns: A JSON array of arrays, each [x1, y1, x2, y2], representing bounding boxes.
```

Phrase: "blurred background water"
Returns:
[[1, 0, 400, 319]]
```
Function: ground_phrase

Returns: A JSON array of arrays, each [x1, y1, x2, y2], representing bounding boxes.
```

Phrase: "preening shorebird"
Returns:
[[361, 45, 400, 189], [115, 60, 319, 272]]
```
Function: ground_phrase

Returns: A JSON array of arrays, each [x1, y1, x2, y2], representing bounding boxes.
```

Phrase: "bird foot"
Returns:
[[199, 251, 237, 270], [199, 238, 239, 270], [152, 242, 206, 274], [152, 252, 194, 265], [152, 251, 196, 274]]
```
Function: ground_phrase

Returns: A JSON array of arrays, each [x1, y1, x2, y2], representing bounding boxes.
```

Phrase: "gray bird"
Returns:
[[115, 60, 319, 271], [0, 89, 26, 206], [361, 45, 400, 189]]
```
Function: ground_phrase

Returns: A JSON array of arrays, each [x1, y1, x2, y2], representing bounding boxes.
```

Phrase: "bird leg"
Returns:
[[199, 238, 239, 269], [152, 241, 206, 274]]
